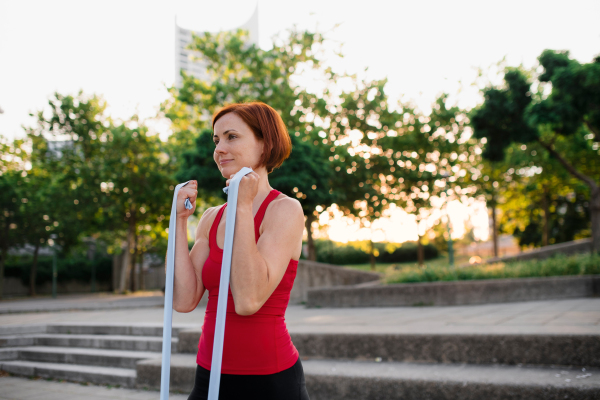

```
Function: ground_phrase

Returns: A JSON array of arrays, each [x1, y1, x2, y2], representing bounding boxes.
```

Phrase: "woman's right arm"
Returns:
[[171, 207, 214, 312], [164, 181, 214, 313]]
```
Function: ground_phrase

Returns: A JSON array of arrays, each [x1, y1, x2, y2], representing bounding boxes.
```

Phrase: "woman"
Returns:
[[171, 101, 310, 400]]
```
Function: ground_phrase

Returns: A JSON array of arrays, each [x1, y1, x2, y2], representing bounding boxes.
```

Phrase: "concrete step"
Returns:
[[177, 329, 599, 368], [33, 333, 177, 352], [306, 275, 600, 308], [0, 360, 136, 388], [46, 324, 161, 336], [292, 332, 600, 368], [3, 346, 161, 369], [45, 323, 191, 337], [304, 359, 600, 400], [136, 354, 600, 400], [0, 334, 36, 348]]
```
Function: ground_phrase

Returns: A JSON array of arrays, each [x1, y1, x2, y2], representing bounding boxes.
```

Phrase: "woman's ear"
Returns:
[[259, 140, 265, 159]]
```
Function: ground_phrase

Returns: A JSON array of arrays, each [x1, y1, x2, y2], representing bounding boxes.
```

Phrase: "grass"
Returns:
[[343, 254, 471, 274], [379, 252, 600, 284], [341, 252, 600, 284]]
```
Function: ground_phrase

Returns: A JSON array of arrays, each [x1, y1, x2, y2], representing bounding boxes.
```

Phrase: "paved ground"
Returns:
[[0, 292, 165, 314], [0, 375, 189, 400], [1, 294, 599, 398], [1, 296, 598, 335]]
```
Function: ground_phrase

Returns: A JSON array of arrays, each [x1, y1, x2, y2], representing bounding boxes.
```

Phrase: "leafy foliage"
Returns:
[[387, 252, 600, 284], [311, 239, 438, 265], [4, 256, 112, 286]]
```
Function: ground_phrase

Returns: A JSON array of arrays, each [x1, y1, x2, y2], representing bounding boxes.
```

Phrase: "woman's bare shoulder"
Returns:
[[267, 193, 304, 224], [195, 205, 224, 242]]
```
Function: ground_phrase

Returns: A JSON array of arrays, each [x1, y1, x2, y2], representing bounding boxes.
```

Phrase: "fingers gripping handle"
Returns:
[[159, 180, 194, 400], [207, 167, 253, 400]]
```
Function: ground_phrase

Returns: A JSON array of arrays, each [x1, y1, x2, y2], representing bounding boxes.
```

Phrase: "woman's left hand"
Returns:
[[226, 170, 259, 207]]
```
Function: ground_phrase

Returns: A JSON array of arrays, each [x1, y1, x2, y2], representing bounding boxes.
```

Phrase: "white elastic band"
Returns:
[[208, 166, 253, 400], [160, 180, 193, 400], [160, 167, 253, 400]]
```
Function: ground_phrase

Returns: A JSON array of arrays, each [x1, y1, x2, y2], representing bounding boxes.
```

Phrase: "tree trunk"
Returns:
[[489, 164, 499, 258], [0, 223, 8, 299], [139, 250, 145, 291], [542, 186, 549, 247], [537, 138, 600, 253], [592, 187, 600, 255], [491, 203, 498, 258], [29, 242, 40, 297], [305, 214, 316, 261], [119, 206, 136, 293], [0, 253, 4, 299], [417, 234, 424, 266], [130, 226, 138, 292], [0, 245, 6, 299], [369, 239, 376, 271]]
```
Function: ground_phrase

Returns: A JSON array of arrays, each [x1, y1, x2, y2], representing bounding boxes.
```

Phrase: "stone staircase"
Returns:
[[0, 324, 182, 388], [1, 324, 599, 399]]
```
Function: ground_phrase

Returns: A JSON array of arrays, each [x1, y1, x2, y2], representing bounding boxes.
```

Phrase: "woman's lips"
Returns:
[[220, 159, 233, 165]]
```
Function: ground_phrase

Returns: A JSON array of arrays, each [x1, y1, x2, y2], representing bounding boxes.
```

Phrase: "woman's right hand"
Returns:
[[177, 180, 198, 219]]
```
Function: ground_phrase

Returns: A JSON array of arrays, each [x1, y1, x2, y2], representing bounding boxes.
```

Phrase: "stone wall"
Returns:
[[290, 260, 380, 303], [2, 257, 379, 301], [306, 274, 600, 308], [140, 259, 380, 305], [484, 237, 593, 264]]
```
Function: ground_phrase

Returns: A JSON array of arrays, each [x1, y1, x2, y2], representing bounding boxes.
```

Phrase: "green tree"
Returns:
[[321, 76, 402, 269], [470, 51, 600, 253], [0, 136, 26, 298], [17, 93, 106, 295], [21, 91, 176, 294], [374, 95, 470, 266], [498, 140, 586, 248], [25, 92, 113, 254], [12, 164, 77, 295], [96, 122, 175, 292], [166, 26, 358, 260]]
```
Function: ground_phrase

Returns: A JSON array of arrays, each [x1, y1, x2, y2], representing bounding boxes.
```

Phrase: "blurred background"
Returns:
[[1, 0, 599, 298]]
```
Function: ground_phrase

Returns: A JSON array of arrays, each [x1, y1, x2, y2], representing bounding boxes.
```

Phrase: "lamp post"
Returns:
[[440, 172, 454, 267], [49, 234, 58, 298]]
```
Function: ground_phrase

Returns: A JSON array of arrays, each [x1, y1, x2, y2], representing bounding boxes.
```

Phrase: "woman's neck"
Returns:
[[252, 167, 273, 213]]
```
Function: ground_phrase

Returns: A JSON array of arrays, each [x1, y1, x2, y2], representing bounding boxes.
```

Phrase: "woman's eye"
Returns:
[[214, 134, 236, 145]]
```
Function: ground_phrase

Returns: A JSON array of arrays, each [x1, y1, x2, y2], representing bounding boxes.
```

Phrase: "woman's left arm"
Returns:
[[229, 196, 304, 315]]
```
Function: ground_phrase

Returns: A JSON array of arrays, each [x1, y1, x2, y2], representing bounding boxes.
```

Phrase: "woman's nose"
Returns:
[[215, 141, 226, 153]]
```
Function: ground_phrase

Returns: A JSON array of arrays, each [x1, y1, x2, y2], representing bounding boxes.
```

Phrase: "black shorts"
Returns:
[[187, 356, 310, 400]]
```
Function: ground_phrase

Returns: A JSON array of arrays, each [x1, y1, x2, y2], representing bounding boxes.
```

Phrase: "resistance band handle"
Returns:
[[160, 180, 194, 400], [207, 166, 254, 400]]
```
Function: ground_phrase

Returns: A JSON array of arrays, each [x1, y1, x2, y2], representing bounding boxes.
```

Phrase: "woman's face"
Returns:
[[213, 112, 264, 178]]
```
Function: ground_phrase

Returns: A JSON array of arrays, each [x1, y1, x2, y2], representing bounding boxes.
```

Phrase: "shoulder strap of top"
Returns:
[[209, 204, 227, 249], [254, 189, 281, 242], [209, 190, 280, 247]]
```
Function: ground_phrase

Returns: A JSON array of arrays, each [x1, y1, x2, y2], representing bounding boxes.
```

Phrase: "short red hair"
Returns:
[[212, 102, 292, 174]]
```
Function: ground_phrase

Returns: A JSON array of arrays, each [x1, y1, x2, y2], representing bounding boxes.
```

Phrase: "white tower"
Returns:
[[174, 3, 259, 87]]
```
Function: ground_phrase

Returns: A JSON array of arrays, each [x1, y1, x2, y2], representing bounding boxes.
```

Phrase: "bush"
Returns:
[[314, 240, 369, 264], [311, 239, 439, 265], [4, 256, 113, 286], [377, 242, 439, 263], [386, 252, 600, 284]]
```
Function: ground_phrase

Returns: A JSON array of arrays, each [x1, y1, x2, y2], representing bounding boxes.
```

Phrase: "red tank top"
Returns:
[[196, 189, 300, 374]]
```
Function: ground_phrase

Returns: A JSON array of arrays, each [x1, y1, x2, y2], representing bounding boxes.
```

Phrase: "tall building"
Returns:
[[174, 4, 259, 87]]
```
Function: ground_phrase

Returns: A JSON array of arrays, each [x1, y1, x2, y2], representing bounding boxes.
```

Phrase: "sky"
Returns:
[[1, 0, 599, 245]]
